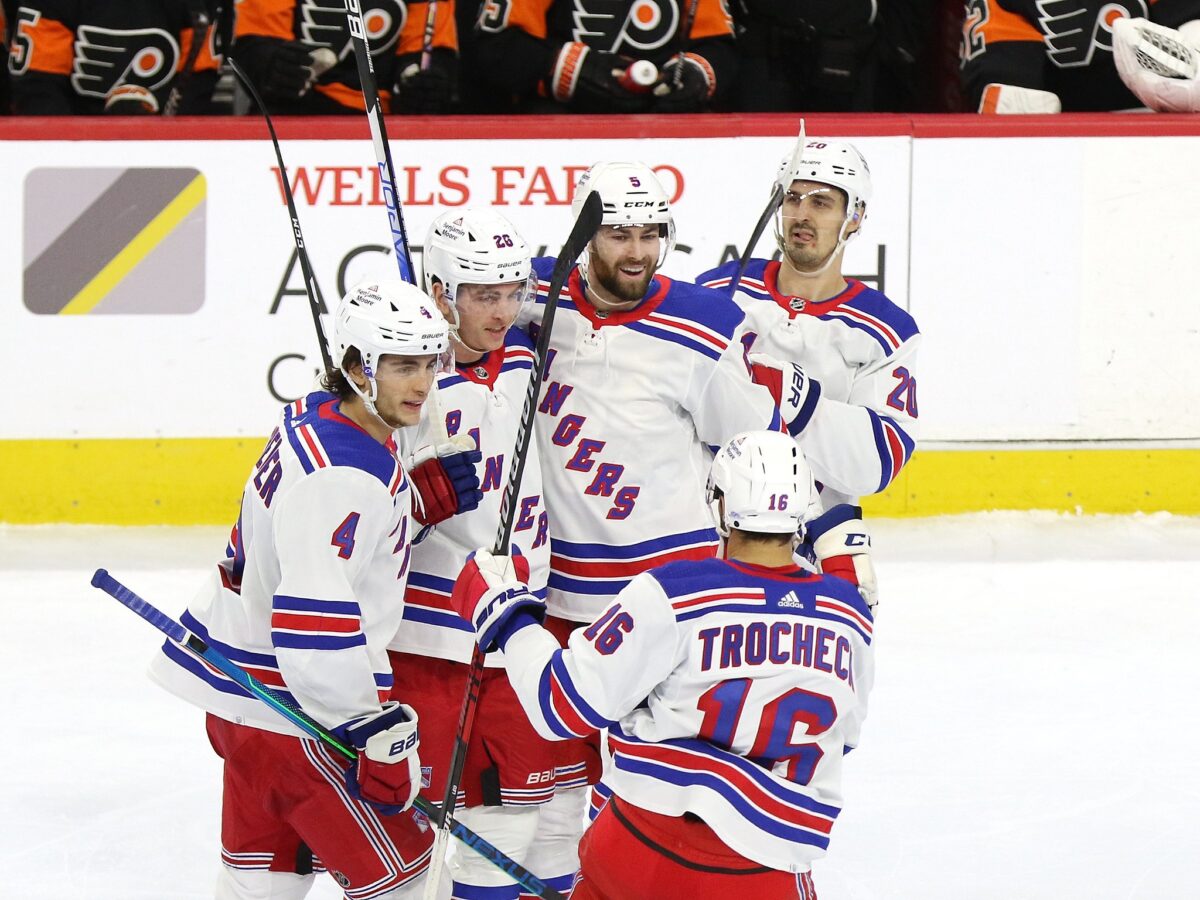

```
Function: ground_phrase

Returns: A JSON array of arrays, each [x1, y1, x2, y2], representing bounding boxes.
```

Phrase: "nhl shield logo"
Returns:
[[473, 365, 489, 379], [788, 296, 807, 312]]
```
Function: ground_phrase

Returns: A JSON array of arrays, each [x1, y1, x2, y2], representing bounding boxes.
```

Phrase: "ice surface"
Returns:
[[2, 514, 1197, 899]]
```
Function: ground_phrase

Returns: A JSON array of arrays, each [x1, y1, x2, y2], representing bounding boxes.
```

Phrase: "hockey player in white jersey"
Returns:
[[149, 280, 483, 900], [387, 209, 576, 899], [449, 430, 877, 898], [698, 139, 921, 508], [521, 161, 787, 837]]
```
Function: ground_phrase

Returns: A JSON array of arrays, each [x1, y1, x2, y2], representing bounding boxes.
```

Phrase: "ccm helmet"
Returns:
[[571, 161, 677, 280]]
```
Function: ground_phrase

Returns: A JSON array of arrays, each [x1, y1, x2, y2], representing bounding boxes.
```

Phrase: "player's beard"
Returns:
[[783, 225, 838, 273], [590, 251, 656, 305]]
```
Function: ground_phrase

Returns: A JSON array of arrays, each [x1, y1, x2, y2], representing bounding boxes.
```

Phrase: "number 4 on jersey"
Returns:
[[331, 512, 361, 559]]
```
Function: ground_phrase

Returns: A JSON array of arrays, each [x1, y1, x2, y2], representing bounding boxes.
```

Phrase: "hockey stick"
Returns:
[[420, 0, 439, 70], [227, 56, 333, 373], [421, 191, 604, 900], [671, 0, 701, 89], [342, 0, 417, 284], [90, 569, 565, 900], [726, 119, 807, 298], [164, 2, 210, 116]]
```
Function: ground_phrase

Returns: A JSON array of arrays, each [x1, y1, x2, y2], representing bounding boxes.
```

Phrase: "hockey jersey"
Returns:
[[500, 557, 875, 873], [150, 391, 415, 737], [233, 0, 456, 112], [8, 0, 226, 114], [698, 260, 920, 507], [391, 328, 551, 667], [524, 261, 782, 623], [959, 0, 1200, 111]]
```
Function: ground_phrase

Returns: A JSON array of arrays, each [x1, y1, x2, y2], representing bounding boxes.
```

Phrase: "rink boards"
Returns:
[[2, 115, 1198, 523]]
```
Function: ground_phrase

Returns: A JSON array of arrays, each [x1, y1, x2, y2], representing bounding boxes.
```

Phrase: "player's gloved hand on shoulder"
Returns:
[[652, 53, 716, 113], [748, 351, 822, 437], [410, 439, 483, 527], [451, 548, 545, 652], [1113, 18, 1200, 112], [394, 49, 458, 114], [806, 504, 878, 609], [335, 701, 421, 813], [550, 42, 651, 112]]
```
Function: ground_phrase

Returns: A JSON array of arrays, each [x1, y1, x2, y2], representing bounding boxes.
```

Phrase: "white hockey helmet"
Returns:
[[774, 139, 872, 269], [706, 431, 820, 538], [331, 278, 450, 412], [571, 161, 677, 278], [423, 208, 535, 313]]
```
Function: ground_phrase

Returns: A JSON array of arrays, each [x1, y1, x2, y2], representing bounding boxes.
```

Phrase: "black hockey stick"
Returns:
[[163, 0, 210, 116], [227, 56, 333, 373], [424, 192, 604, 899], [90, 569, 565, 900], [726, 119, 807, 297], [342, 0, 417, 284], [671, 0, 701, 88]]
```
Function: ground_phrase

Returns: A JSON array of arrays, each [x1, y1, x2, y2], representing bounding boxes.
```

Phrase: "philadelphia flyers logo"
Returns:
[[72, 27, 180, 98], [1036, 0, 1147, 67], [302, 0, 405, 57], [571, 0, 682, 54]]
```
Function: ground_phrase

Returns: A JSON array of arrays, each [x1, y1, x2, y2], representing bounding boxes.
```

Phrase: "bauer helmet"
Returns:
[[331, 279, 450, 412], [774, 139, 871, 270], [706, 431, 821, 538], [571, 161, 677, 279]]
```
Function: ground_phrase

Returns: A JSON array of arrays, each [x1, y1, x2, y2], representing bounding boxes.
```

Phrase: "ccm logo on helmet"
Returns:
[[623, 201, 656, 208]]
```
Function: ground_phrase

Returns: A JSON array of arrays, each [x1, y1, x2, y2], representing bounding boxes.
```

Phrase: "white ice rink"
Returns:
[[2, 513, 1198, 899]]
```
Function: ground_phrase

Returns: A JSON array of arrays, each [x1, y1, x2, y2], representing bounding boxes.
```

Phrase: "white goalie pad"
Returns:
[[1113, 17, 1200, 112]]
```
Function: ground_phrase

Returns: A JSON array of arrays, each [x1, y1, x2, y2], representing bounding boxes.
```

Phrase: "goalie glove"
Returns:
[[748, 351, 822, 437], [1113, 18, 1200, 112], [409, 439, 483, 527], [335, 702, 421, 813], [450, 548, 544, 653], [806, 504, 878, 609]]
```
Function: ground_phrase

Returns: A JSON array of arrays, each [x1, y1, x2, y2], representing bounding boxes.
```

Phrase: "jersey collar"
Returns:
[[763, 260, 867, 318], [453, 345, 506, 390], [725, 558, 819, 582], [568, 268, 671, 328]]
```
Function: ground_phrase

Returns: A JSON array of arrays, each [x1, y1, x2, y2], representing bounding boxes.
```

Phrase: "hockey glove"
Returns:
[[336, 702, 421, 813], [451, 548, 544, 653], [104, 83, 160, 115], [977, 83, 1061, 114], [652, 53, 716, 113], [1113, 18, 1200, 112], [550, 42, 651, 112], [748, 352, 822, 437], [237, 38, 332, 101], [394, 49, 458, 114], [806, 504, 878, 609], [410, 442, 483, 527]]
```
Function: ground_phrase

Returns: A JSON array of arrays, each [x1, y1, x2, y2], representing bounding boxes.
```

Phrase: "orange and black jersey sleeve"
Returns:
[[7, 0, 224, 114], [232, 0, 457, 112], [960, 0, 1200, 110], [475, 0, 735, 105]]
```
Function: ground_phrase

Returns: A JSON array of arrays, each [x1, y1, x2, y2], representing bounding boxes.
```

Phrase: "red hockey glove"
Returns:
[[749, 351, 822, 437], [451, 548, 543, 652], [806, 505, 878, 609], [410, 444, 483, 527], [336, 702, 421, 813]]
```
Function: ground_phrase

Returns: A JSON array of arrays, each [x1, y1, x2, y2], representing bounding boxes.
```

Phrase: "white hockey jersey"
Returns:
[[500, 557, 875, 873], [150, 392, 414, 736], [524, 260, 783, 623], [391, 328, 551, 666], [698, 260, 920, 507]]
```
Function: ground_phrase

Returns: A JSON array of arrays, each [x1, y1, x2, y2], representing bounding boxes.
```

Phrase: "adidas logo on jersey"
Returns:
[[778, 590, 803, 608]]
